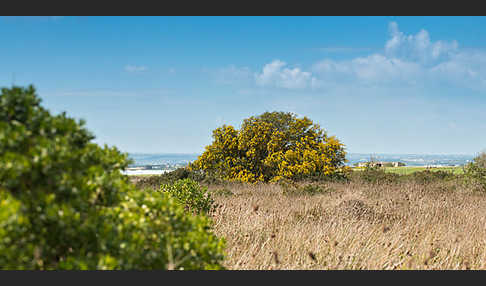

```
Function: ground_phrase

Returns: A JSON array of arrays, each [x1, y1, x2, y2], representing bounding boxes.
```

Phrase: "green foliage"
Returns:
[[350, 165, 458, 186], [0, 85, 225, 269], [161, 179, 214, 215], [0, 86, 130, 208], [160, 167, 205, 183], [191, 111, 348, 183], [133, 168, 223, 191], [354, 164, 400, 184], [98, 188, 224, 270], [0, 187, 225, 270], [408, 170, 455, 185], [464, 152, 486, 192]]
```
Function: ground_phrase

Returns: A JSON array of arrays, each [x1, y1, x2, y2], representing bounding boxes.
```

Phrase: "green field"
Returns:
[[352, 166, 464, 175]]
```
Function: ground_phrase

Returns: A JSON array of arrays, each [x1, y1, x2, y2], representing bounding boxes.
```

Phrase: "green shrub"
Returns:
[[407, 170, 455, 185], [0, 85, 225, 269], [352, 167, 456, 186], [464, 152, 486, 192], [133, 168, 223, 190], [355, 164, 400, 184], [161, 179, 214, 215], [0, 187, 225, 270], [160, 167, 205, 183], [98, 188, 224, 270]]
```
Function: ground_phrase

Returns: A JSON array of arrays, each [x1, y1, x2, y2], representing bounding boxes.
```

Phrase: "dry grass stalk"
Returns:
[[208, 180, 486, 270]]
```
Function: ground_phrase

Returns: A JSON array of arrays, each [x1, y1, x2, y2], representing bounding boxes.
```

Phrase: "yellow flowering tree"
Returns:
[[191, 112, 348, 183]]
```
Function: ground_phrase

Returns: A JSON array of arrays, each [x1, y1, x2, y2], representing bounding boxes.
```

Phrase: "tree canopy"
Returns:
[[190, 111, 347, 182]]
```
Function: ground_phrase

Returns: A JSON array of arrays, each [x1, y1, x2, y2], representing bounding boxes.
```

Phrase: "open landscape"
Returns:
[[2, 16, 486, 270], [128, 162, 486, 270]]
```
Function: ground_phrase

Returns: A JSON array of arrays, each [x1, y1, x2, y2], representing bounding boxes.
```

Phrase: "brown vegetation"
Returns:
[[205, 179, 486, 269]]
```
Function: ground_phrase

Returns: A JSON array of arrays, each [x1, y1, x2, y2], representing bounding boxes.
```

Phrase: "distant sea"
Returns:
[[123, 153, 476, 175], [128, 153, 200, 167]]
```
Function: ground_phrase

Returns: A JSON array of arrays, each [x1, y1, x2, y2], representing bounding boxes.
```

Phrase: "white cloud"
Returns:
[[216, 21, 486, 92], [429, 50, 486, 90], [385, 22, 458, 66], [312, 22, 486, 90], [255, 60, 316, 89], [124, 65, 148, 73], [313, 54, 423, 86]]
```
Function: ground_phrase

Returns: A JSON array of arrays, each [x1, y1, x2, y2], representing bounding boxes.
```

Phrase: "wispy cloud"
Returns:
[[384, 22, 458, 66], [216, 22, 486, 92], [254, 60, 317, 89], [312, 22, 485, 91], [124, 65, 148, 73]]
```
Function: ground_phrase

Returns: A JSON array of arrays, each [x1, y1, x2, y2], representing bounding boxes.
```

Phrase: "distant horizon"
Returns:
[[126, 151, 478, 156], [125, 152, 476, 169]]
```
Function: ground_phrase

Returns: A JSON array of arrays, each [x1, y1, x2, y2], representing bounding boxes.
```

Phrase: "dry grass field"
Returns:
[[206, 180, 486, 270]]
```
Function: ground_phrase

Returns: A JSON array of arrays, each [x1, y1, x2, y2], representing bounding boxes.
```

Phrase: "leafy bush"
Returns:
[[190, 111, 347, 183], [464, 152, 486, 192], [0, 187, 225, 270], [160, 167, 206, 182], [0, 85, 225, 269], [354, 164, 400, 184], [161, 179, 214, 215], [407, 170, 455, 185], [133, 168, 223, 190], [98, 188, 224, 270], [133, 168, 197, 190]]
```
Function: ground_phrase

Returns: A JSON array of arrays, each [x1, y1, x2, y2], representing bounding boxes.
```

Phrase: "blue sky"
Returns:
[[1, 16, 486, 155]]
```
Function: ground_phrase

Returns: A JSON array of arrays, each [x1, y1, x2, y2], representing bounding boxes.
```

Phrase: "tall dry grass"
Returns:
[[207, 180, 486, 269]]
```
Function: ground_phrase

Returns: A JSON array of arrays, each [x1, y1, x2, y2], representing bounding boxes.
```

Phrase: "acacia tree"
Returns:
[[190, 111, 348, 182]]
